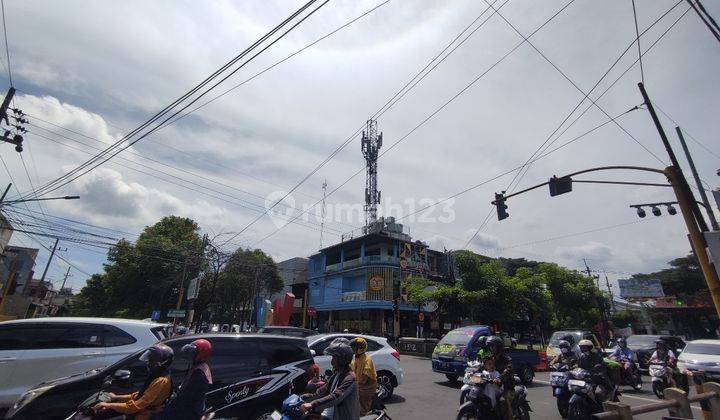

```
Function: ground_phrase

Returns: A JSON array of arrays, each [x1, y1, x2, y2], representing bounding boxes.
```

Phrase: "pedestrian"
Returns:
[[350, 337, 377, 415]]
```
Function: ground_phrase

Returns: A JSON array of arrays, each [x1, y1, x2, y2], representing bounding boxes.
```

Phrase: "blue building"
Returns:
[[307, 217, 454, 337]]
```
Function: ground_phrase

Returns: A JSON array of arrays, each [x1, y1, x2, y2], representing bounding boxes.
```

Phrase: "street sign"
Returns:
[[186, 276, 201, 300], [151, 310, 161, 321], [618, 278, 664, 299], [167, 309, 186, 318]]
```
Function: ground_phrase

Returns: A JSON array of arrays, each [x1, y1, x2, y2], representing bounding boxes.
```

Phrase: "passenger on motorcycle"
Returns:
[[577, 339, 616, 396], [649, 339, 678, 387], [158, 338, 213, 420], [549, 340, 577, 370], [487, 336, 514, 420], [300, 338, 360, 420], [560, 334, 581, 357], [350, 337, 377, 416], [472, 336, 490, 361], [610, 338, 635, 380], [92, 343, 174, 420]]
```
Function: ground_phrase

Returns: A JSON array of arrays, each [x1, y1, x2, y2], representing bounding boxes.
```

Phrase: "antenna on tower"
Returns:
[[320, 179, 327, 249], [361, 119, 382, 229]]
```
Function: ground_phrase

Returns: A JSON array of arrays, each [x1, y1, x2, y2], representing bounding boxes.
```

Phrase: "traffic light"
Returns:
[[549, 176, 572, 196], [494, 192, 509, 221]]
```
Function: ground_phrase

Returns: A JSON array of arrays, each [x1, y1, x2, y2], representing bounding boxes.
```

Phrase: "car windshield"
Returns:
[[549, 331, 581, 346], [626, 335, 661, 347], [683, 342, 720, 355], [438, 328, 476, 346]]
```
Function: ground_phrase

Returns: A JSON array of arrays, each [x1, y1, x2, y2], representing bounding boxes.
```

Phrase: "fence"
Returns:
[[594, 382, 720, 419]]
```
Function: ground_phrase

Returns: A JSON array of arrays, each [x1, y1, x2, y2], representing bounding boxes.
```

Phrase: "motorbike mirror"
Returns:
[[113, 369, 131, 381], [310, 349, 316, 357]]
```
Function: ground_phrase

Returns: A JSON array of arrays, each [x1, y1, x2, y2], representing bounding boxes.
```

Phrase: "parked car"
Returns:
[[0, 317, 166, 409], [431, 325, 538, 385], [546, 330, 601, 358], [258, 326, 318, 338], [4, 333, 313, 420], [620, 335, 685, 372], [677, 339, 720, 381], [306, 333, 403, 400]]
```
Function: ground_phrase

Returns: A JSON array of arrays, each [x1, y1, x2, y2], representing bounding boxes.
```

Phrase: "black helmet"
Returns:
[[655, 339, 667, 348], [617, 337, 627, 347], [558, 340, 571, 350], [487, 336, 504, 352], [140, 343, 174, 370], [324, 337, 353, 366], [477, 336, 489, 348]]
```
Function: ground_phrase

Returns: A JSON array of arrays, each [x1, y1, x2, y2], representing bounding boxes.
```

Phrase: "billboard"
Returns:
[[186, 276, 201, 300], [618, 278, 665, 299]]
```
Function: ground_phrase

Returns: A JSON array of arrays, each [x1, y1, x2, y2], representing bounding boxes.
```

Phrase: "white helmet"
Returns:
[[578, 339, 594, 349]]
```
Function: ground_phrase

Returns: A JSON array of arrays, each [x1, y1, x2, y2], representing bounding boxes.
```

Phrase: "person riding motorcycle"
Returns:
[[610, 337, 635, 383], [158, 339, 213, 420], [472, 336, 490, 361], [560, 333, 581, 357], [92, 344, 174, 420], [300, 337, 360, 420], [350, 337, 377, 416], [577, 339, 615, 398], [649, 339, 678, 387], [487, 336, 514, 420], [549, 340, 577, 370]]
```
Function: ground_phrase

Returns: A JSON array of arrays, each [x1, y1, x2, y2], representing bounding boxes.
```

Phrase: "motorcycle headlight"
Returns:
[[9, 385, 53, 414]]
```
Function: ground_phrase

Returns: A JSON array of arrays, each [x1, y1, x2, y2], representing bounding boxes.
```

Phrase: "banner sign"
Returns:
[[618, 278, 665, 299], [167, 309, 186, 318], [186, 276, 201, 300]]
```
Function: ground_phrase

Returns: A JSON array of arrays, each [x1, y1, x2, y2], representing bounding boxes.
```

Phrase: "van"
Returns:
[[546, 330, 601, 358]]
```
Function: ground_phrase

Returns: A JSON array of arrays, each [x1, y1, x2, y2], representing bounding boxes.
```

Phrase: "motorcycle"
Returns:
[[456, 373, 531, 420], [64, 370, 132, 420], [549, 365, 571, 418], [567, 367, 617, 420], [272, 393, 392, 420], [649, 362, 688, 399], [615, 358, 642, 391], [459, 360, 482, 404]]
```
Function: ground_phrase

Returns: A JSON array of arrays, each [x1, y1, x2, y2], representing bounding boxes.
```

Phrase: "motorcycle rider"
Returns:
[[300, 337, 360, 420], [486, 336, 514, 420], [350, 337, 377, 415], [549, 340, 577, 370], [577, 339, 616, 399], [649, 339, 678, 387], [93, 343, 174, 420], [559, 333, 581, 357], [610, 337, 636, 385], [473, 335, 490, 361], [158, 339, 213, 420]]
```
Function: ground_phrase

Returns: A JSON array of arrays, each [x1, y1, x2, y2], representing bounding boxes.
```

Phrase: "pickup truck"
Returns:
[[430, 325, 539, 385]]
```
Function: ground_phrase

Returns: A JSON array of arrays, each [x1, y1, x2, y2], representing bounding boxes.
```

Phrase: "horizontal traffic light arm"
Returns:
[[493, 165, 668, 204]]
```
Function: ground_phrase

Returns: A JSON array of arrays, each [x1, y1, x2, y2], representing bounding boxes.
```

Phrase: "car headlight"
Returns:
[[10, 385, 53, 413]]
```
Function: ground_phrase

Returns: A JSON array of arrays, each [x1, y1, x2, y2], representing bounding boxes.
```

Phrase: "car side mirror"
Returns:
[[114, 369, 131, 381], [310, 349, 316, 357]]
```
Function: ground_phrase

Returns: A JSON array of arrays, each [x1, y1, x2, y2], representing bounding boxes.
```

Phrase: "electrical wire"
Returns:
[[0, 0, 12, 86]]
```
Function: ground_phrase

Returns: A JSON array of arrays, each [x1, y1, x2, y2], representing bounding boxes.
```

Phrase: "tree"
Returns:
[[611, 309, 640, 329], [631, 253, 705, 297], [538, 263, 606, 329]]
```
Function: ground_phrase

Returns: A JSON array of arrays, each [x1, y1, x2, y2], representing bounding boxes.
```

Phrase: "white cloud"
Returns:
[[555, 241, 613, 264], [464, 229, 500, 251]]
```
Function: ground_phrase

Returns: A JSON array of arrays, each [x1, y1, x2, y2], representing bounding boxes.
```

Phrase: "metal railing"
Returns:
[[594, 382, 720, 419]]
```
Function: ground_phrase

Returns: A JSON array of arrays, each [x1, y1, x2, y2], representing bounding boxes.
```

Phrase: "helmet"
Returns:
[[350, 337, 368, 355], [655, 339, 667, 348], [476, 336, 488, 348], [486, 336, 504, 352], [139, 343, 174, 370], [617, 337, 627, 347], [182, 339, 212, 363], [176, 326, 188, 335], [578, 339, 594, 352], [558, 340, 571, 350], [324, 337, 354, 366]]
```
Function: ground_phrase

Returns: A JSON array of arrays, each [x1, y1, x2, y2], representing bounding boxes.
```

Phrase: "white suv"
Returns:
[[307, 333, 403, 400], [0, 317, 166, 408]]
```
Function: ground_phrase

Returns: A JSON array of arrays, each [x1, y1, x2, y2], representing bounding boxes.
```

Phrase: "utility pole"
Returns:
[[59, 266, 71, 292], [0, 261, 16, 313], [0, 183, 10, 203], [675, 126, 719, 231], [585, 259, 609, 346], [638, 83, 720, 317], [605, 272, 615, 312], [39, 238, 59, 283]]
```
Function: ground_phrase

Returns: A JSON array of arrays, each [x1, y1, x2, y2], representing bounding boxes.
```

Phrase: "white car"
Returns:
[[0, 317, 166, 408], [677, 339, 720, 382], [307, 333, 403, 400]]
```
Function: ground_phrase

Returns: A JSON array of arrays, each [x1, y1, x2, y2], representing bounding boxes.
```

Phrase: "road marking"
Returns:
[[535, 379, 702, 412]]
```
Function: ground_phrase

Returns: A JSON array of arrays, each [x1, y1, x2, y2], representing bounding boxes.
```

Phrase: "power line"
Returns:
[[0, 0, 12, 86], [27, 0, 327, 200]]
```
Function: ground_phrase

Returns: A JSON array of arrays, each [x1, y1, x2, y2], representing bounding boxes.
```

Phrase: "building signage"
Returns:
[[369, 275, 385, 291], [342, 291, 366, 302], [186, 276, 201, 300], [618, 278, 665, 299], [167, 309, 186, 318]]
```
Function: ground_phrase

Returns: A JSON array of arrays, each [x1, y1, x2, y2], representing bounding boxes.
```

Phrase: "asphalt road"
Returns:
[[384, 355, 708, 420]]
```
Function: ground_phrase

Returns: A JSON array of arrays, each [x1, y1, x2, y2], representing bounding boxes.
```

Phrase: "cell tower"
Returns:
[[361, 119, 382, 227], [319, 179, 327, 249]]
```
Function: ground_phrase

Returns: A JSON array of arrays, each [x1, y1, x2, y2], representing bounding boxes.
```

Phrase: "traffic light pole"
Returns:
[[675, 126, 719, 231]]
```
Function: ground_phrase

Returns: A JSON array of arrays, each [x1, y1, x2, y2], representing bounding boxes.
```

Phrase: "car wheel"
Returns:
[[446, 373, 459, 383], [377, 371, 395, 400]]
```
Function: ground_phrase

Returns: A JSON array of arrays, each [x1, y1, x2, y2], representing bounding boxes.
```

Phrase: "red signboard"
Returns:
[[307, 307, 317, 317]]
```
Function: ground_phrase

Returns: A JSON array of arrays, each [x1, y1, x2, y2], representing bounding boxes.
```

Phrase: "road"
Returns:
[[385, 355, 707, 420]]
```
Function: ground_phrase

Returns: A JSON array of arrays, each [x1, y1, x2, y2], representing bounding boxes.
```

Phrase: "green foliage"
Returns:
[[611, 309, 639, 327], [631, 253, 705, 297]]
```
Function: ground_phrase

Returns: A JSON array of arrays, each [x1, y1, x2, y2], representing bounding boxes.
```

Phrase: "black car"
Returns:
[[5, 334, 313, 420], [621, 335, 686, 371], [258, 326, 318, 338]]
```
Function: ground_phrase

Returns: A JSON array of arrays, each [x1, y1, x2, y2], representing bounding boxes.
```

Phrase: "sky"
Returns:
[[1, 0, 718, 295]]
